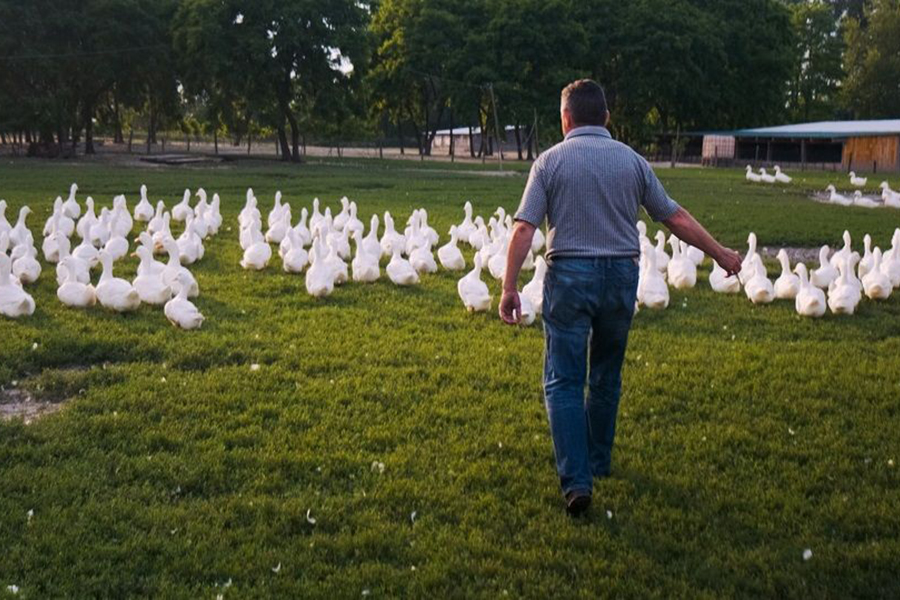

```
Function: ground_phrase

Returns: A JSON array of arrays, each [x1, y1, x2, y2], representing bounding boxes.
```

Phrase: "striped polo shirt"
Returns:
[[514, 126, 680, 259]]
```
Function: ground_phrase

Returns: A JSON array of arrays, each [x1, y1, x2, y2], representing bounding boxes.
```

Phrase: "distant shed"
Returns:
[[698, 120, 900, 173]]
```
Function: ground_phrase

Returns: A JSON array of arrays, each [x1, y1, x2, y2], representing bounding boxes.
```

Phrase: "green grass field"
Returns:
[[1, 157, 899, 598]]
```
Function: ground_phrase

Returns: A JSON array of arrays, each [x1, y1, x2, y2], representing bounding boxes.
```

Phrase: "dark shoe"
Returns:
[[565, 491, 592, 517]]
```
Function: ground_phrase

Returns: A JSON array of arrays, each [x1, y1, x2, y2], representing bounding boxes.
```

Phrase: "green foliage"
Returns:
[[787, 1, 845, 122], [0, 160, 899, 596], [842, 0, 900, 118]]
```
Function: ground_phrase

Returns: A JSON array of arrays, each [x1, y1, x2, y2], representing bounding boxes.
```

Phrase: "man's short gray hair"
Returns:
[[561, 80, 608, 127]]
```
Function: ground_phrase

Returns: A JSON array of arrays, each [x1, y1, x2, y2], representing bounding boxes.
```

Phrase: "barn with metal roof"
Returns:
[[698, 119, 900, 173]]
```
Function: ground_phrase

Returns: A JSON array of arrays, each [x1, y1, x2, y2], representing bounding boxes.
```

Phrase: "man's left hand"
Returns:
[[499, 290, 522, 325]]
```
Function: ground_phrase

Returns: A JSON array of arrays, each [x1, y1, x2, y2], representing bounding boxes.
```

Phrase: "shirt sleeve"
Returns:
[[514, 159, 548, 227], [638, 157, 680, 222]]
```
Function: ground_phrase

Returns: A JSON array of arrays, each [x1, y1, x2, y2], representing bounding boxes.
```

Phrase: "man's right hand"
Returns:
[[715, 247, 743, 277]]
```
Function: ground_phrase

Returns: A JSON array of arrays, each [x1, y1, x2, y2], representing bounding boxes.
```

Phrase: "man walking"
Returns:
[[500, 79, 742, 516]]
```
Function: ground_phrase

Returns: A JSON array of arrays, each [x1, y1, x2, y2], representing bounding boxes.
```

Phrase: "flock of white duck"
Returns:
[[636, 223, 900, 317], [4, 178, 900, 326], [0, 184, 218, 328], [237, 192, 548, 324], [745, 164, 900, 209]]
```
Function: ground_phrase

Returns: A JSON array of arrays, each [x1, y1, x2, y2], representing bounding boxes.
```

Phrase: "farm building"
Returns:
[[431, 125, 523, 157], [697, 120, 900, 173]]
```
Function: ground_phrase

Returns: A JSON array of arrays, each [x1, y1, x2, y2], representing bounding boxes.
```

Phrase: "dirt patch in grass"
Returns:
[[0, 385, 66, 424], [759, 246, 822, 264]]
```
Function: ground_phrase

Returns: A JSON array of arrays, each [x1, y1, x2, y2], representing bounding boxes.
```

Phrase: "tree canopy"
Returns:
[[0, 0, 897, 158]]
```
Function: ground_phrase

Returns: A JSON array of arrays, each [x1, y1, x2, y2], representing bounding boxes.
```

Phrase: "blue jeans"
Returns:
[[542, 256, 639, 496]]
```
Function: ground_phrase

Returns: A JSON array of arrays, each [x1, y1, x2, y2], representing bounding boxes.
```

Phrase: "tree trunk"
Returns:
[[468, 126, 475, 158], [286, 109, 301, 163], [276, 123, 291, 162], [247, 130, 252, 155], [84, 100, 95, 155], [514, 121, 522, 161], [449, 108, 455, 162], [128, 128, 134, 153], [113, 91, 123, 144], [398, 117, 405, 155]]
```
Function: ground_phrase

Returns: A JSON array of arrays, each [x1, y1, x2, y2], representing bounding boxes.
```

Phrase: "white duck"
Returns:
[[343, 202, 364, 236], [879, 181, 900, 208], [456, 201, 477, 242], [386, 245, 419, 286], [95, 250, 140, 312], [103, 214, 130, 262], [57, 263, 96, 308], [666, 236, 696, 289], [745, 165, 761, 183], [438, 226, 466, 271], [0, 200, 10, 237], [62, 183, 81, 219], [862, 248, 892, 300], [773, 249, 800, 300], [206, 193, 222, 235], [849, 171, 867, 187], [239, 190, 261, 229], [858, 234, 874, 278], [827, 256, 861, 315], [739, 232, 759, 284], [332, 196, 351, 231], [517, 292, 537, 326], [75, 197, 97, 240], [135, 233, 165, 277], [157, 241, 197, 297], [639, 246, 671, 307], [42, 213, 71, 264], [825, 185, 852, 206], [879, 231, 900, 287], [685, 244, 705, 266], [151, 213, 175, 254], [0, 254, 35, 317], [172, 189, 193, 222], [308, 197, 324, 233], [794, 263, 826, 317], [709, 257, 741, 294], [531, 226, 545, 253], [134, 185, 154, 222], [164, 273, 205, 330], [410, 240, 438, 274], [132, 247, 172, 305], [57, 253, 91, 286], [323, 239, 348, 285], [487, 238, 509, 281], [653, 230, 669, 274], [351, 231, 380, 283], [830, 230, 852, 269], [852, 191, 880, 209], [241, 227, 272, 270], [305, 237, 335, 298], [266, 206, 292, 244], [362, 214, 382, 258], [457, 253, 491, 312], [759, 168, 776, 184], [72, 235, 100, 269], [267, 191, 285, 229], [11, 242, 41, 284], [147, 201, 167, 236], [8, 206, 32, 248], [176, 217, 204, 265], [380, 212, 406, 256], [810, 245, 838, 289], [773, 166, 792, 183], [282, 228, 310, 274], [743, 255, 775, 304], [111, 195, 133, 237], [521, 255, 546, 314]]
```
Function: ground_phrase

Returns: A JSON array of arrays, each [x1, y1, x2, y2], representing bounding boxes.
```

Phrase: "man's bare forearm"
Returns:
[[503, 221, 536, 293], [662, 207, 726, 260]]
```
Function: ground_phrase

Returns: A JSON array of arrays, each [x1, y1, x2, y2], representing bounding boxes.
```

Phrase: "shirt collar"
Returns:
[[564, 125, 612, 141]]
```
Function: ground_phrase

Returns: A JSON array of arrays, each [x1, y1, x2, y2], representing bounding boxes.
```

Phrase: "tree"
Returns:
[[787, 0, 844, 122], [174, 0, 367, 162], [842, 0, 900, 118]]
